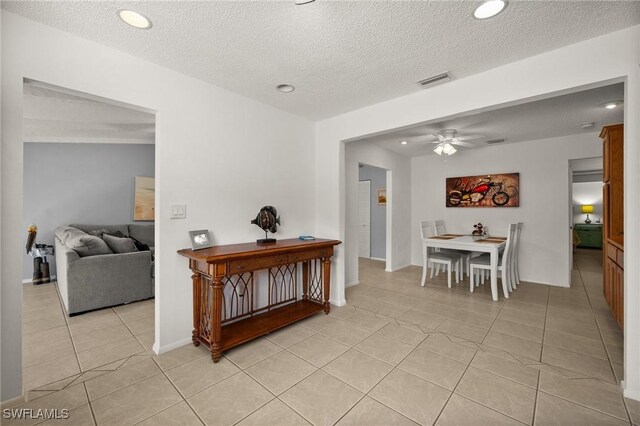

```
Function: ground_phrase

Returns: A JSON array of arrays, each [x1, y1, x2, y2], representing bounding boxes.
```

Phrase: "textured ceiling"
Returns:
[[3, 1, 639, 120], [24, 81, 155, 144], [360, 83, 623, 157]]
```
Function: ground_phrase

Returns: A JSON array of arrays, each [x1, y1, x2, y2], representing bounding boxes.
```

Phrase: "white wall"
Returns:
[[358, 164, 387, 260], [1, 12, 315, 401], [411, 133, 601, 287], [572, 181, 604, 225], [315, 25, 640, 399], [344, 141, 411, 288]]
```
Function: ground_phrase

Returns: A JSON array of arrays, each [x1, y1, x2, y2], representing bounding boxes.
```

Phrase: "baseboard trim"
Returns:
[[156, 337, 192, 355], [0, 394, 25, 409], [370, 257, 386, 262], [330, 297, 347, 307], [345, 280, 359, 288], [387, 263, 411, 273], [22, 275, 57, 284], [623, 384, 640, 402]]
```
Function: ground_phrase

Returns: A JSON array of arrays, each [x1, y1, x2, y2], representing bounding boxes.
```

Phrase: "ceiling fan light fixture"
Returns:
[[473, 0, 508, 19], [443, 143, 456, 155], [117, 10, 153, 29], [434, 145, 444, 156]]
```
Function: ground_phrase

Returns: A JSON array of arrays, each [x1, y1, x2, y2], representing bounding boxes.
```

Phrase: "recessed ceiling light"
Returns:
[[117, 10, 152, 29], [294, 0, 315, 4], [276, 84, 295, 93], [601, 100, 623, 110], [400, 140, 408, 145], [473, 0, 508, 19]]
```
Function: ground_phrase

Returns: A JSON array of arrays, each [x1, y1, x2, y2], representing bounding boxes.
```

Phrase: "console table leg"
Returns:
[[322, 258, 331, 314], [302, 261, 309, 301], [211, 276, 224, 363], [191, 273, 201, 346]]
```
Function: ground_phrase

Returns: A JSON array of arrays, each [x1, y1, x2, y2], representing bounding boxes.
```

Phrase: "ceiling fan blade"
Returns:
[[457, 134, 486, 141], [408, 135, 438, 144], [451, 140, 476, 148]]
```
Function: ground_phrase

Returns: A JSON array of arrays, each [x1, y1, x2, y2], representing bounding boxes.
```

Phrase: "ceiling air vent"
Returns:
[[486, 139, 506, 145], [416, 72, 452, 88]]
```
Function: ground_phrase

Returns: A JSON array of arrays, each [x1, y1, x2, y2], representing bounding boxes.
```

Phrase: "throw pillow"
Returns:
[[129, 236, 151, 255], [54, 226, 86, 245], [89, 228, 126, 238], [103, 234, 138, 254], [66, 234, 113, 257]]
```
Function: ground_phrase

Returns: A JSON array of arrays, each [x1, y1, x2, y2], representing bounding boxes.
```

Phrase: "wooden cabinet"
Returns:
[[605, 243, 624, 327], [601, 124, 624, 328], [574, 224, 603, 249]]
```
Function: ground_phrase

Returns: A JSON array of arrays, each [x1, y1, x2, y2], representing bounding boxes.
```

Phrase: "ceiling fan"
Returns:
[[429, 129, 480, 156]]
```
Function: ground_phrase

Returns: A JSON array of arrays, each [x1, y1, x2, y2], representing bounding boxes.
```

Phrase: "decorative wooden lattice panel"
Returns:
[[221, 273, 254, 324], [198, 274, 213, 344], [308, 259, 324, 303], [268, 264, 297, 309]]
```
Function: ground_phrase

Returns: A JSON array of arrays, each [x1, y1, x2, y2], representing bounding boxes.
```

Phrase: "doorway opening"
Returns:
[[358, 163, 388, 262], [570, 157, 604, 273], [21, 79, 157, 393]]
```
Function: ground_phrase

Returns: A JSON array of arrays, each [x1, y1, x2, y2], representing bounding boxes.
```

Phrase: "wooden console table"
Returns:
[[178, 238, 341, 362]]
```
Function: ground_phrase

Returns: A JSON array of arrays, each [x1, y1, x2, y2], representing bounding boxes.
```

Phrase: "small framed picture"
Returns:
[[189, 230, 213, 250], [377, 189, 387, 205]]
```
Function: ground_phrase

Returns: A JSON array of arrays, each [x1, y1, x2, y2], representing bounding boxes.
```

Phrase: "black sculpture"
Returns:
[[251, 206, 280, 244]]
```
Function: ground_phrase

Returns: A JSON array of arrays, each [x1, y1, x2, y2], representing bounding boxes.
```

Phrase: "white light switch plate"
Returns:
[[170, 204, 186, 219]]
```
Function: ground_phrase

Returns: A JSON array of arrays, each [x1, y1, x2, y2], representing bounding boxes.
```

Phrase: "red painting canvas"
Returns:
[[446, 173, 520, 207]]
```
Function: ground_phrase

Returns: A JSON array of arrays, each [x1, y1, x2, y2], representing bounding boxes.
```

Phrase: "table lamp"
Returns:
[[581, 205, 594, 224]]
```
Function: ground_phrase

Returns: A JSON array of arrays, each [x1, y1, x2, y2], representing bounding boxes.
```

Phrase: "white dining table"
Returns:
[[422, 234, 507, 301]]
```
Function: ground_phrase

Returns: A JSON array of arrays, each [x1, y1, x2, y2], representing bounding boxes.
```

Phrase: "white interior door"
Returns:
[[358, 180, 371, 258]]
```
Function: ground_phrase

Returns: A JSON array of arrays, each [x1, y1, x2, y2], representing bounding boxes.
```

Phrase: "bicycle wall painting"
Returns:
[[445, 173, 520, 207]]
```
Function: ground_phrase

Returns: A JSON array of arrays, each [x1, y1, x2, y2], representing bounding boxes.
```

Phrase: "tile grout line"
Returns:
[[329, 339, 430, 426], [573, 258, 633, 425], [529, 277, 551, 425], [575, 259, 622, 385], [22, 281, 84, 395], [536, 387, 633, 423], [130, 358, 207, 426], [432, 349, 480, 425], [82, 382, 98, 426], [112, 307, 154, 352]]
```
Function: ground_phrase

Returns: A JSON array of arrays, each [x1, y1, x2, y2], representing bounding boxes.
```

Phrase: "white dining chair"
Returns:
[[511, 222, 523, 288], [420, 221, 463, 288], [434, 219, 472, 277], [469, 223, 517, 299]]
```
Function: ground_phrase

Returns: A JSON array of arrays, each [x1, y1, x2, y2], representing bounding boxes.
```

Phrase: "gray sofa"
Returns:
[[54, 224, 154, 315]]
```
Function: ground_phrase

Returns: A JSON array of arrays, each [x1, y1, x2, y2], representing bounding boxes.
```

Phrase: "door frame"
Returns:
[[357, 179, 371, 259]]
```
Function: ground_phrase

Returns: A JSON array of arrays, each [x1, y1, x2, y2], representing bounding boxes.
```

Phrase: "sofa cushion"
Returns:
[[54, 226, 87, 245], [103, 234, 138, 254], [128, 224, 154, 247], [70, 224, 129, 237], [88, 228, 125, 238], [66, 233, 113, 257]]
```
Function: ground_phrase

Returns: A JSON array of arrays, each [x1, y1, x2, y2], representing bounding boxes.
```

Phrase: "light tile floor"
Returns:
[[8, 249, 640, 425]]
